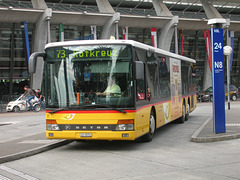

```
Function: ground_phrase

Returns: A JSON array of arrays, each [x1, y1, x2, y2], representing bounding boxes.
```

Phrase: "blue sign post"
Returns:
[[211, 28, 226, 134]]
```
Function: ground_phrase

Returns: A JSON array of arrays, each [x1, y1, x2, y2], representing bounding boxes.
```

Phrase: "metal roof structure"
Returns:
[[1, 0, 240, 20], [0, 0, 240, 30]]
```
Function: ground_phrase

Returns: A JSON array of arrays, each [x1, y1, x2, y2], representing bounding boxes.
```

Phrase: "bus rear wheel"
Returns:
[[142, 110, 155, 142], [185, 103, 190, 121], [177, 104, 185, 123]]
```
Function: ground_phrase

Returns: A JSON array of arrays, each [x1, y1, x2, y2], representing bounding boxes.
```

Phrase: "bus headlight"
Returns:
[[46, 119, 60, 131], [46, 124, 60, 131], [115, 120, 134, 131]]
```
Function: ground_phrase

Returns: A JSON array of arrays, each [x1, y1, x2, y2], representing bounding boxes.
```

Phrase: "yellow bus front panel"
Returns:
[[46, 110, 142, 141]]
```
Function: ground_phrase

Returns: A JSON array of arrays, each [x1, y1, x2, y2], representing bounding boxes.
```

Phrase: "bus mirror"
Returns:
[[135, 61, 144, 80], [29, 52, 46, 73]]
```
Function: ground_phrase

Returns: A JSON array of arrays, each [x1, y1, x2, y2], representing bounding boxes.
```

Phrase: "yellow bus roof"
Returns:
[[45, 39, 196, 63]]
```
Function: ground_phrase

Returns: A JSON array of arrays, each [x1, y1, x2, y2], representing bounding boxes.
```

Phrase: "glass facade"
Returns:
[[1, 22, 240, 101], [0, 23, 32, 100], [50, 25, 99, 42], [229, 32, 240, 88]]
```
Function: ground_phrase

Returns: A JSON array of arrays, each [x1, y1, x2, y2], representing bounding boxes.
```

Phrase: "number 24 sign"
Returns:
[[214, 42, 222, 51]]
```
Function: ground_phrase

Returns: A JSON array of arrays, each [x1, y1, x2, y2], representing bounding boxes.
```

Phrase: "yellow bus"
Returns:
[[29, 40, 197, 142]]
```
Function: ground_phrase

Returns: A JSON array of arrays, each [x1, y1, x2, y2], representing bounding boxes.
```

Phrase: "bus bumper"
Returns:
[[46, 131, 136, 141]]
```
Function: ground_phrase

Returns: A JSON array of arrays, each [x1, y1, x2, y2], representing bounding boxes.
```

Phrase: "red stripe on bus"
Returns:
[[136, 100, 171, 111], [45, 96, 196, 114], [46, 110, 136, 114], [182, 94, 197, 98]]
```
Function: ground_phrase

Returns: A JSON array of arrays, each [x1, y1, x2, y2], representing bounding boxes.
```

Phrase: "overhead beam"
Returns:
[[96, 0, 115, 13], [200, 0, 223, 19], [152, 0, 172, 16], [130, 0, 144, 13], [181, 0, 199, 14], [31, 0, 47, 9]]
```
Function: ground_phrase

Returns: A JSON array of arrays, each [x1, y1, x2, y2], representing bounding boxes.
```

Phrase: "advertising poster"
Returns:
[[170, 58, 182, 120]]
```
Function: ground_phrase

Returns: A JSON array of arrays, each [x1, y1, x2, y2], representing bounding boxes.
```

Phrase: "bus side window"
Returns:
[[135, 48, 147, 101], [137, 79, 145, 100], [159, 57, 170, 98]]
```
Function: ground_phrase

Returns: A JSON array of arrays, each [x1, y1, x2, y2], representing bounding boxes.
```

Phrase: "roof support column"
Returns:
[[158, 16, 178, 51], [152, 0, 173, 16], [152, 0, 177, 51], [101, 12, 120, 39], [30, 0, 52, 90], [96, 0, 115, 13], [200, 0, 223, 90], [96, 0, 120, 39], [200, 0, 223, 19]]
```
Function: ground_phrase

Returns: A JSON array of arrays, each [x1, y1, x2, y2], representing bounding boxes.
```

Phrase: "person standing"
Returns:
[[22, 85, 35, 110], [36, 89, 45, 109]]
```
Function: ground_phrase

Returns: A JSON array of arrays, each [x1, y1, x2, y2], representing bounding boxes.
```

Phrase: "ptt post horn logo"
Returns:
[[64, 114, 75, 120]]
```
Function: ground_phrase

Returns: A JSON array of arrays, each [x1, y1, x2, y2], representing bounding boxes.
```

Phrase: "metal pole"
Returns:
[[47, 18, 51, 43], [115, 21, 119, 40], [226, 27, 230, 110], [175, 25, 179, 54]]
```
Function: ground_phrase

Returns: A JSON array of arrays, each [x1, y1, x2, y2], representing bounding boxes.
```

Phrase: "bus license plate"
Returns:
[[80, 133, 92, 137]]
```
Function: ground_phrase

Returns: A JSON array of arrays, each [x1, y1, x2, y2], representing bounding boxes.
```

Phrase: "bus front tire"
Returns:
[[141, 110, 155, 142]]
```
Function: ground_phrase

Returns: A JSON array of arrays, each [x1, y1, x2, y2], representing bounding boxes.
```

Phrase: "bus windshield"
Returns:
[[45, 44, 134, 109]]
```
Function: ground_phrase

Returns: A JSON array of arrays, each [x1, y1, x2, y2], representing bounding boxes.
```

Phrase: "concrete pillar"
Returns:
[[96, 0, 115, 13], [30, 0, 51, 89], [96, 0, 120, 39], [152, 0, 176, 52], [200, 0, 222, 19], [200, 0, 223, 90], [203, 55, 212, 90], [152, 0, 172, 16], [31, 0, 47, 9], [100, 12, 120, 39], [158, 16, 178, 51]]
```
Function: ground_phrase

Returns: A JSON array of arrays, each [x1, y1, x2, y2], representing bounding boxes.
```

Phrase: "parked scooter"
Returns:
[[6, 94, 42, 112]]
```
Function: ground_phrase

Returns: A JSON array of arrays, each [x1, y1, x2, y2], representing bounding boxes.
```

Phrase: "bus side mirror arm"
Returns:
[[134, 61, 144, 80], [28, 52, 46, 73]]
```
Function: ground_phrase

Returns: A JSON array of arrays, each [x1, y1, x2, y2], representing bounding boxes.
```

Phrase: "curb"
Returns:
[[0, 140, 72, 164], [191, 117, 240, 143]]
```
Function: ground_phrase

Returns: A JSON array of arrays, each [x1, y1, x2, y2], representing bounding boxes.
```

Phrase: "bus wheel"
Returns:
[[177, 104, 185, 123], [142, 110, 155, 142], [185, 104, 190, 121]]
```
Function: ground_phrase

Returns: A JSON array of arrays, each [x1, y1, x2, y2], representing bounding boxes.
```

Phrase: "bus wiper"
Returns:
[[81, 104, 127, 114], [49, 108, 68, 114], [49, 105, 127, 114]]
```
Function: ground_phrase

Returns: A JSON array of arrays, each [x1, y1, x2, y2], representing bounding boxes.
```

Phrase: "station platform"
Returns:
[[0, 102, 240, 164]]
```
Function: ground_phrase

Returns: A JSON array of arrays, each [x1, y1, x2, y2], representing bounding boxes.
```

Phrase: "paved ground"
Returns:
[[0, 111, 71, 163], [0, 101, 240, 164], [191, 101, 240, 142]]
